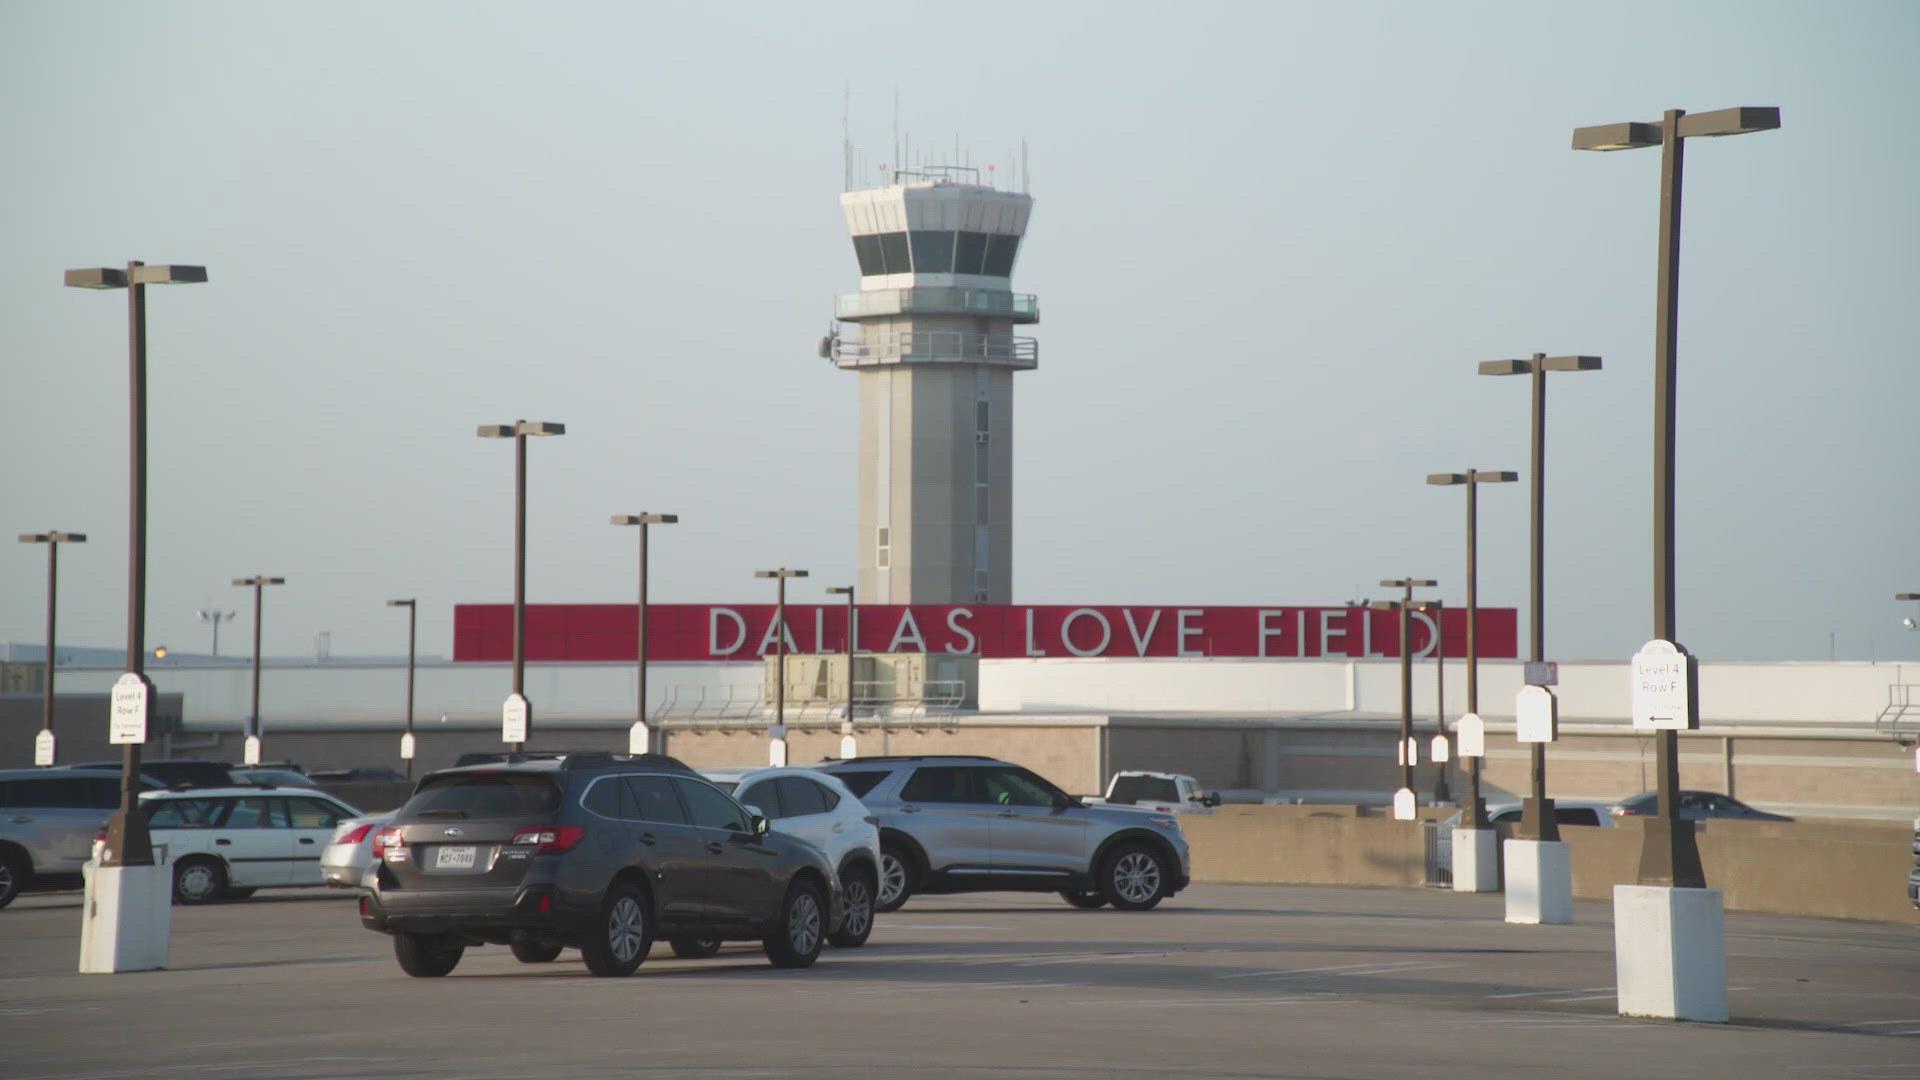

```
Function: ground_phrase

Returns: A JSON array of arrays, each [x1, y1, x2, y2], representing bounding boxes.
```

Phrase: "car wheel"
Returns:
[[1100, 843, 1170, 911], [581, 882, 652, 977], [510, 941, 564, 963], [393, 932, 464, 977], [670, 936, 723, 959], [828, 867, 875, 948], [172, 857, 228, 905], [875, 841, 917, 913], [1060, 889, 1107, 909], [762, 878, 826, 969], [0, 847, 27, 909]]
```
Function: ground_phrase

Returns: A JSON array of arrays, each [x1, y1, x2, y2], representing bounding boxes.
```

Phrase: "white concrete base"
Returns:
[[1613, 885, 1727, 1022], [79, 863, 173, 973], [1502, 839, 1572, 924], [1451, 828, 1501, 892]]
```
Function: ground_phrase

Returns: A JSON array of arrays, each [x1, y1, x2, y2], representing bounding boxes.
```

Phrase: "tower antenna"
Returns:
[[892, 87, 900, 183], [842, 80, 851, 192]]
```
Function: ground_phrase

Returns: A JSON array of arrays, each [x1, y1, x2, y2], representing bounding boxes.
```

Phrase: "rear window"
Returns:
[[1107, 776, 1180, 804], [1558, 808, 1603, 827], [833, 771, 891, 799], [403, 774, 560, 819]]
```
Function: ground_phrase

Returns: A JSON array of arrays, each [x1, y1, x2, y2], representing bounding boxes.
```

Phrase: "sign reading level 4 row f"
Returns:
[[502, 693, 530, 744], [1631, 639, 1696, 730], [109, 672, 152, 745]]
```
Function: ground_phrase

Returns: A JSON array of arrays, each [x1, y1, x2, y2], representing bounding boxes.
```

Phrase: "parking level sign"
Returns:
[[1631, 639, 1696, 731], [109, 673, 151, 745], [501, 693, 529, 743]]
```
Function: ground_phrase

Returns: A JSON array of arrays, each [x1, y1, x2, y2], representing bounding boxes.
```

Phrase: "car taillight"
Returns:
[[336, 823, 377, 846], [1611, 806, 1641, 817], [372, 827, 406, 859], [508, 825, 586, 853]]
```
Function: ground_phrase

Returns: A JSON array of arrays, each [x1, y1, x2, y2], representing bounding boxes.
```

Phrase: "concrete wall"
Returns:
[[1182, 806, 1920, 926]]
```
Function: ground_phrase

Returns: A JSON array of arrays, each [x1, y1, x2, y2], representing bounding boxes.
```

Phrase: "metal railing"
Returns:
[[836, 288, 1039, 322], [654, 679, 967, 733], [830, 330, 1038, 369], [1874, 683, 1918, 739]]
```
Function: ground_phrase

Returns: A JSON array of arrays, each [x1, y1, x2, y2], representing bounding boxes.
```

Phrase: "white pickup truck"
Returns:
[[1083, 771, 1221, 815]]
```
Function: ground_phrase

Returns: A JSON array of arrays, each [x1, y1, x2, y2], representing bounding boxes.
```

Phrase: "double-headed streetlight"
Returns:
[[387, 599, 417, 777], [196, 608, 235, 656], [1371, 577, 1435, 819], [826, 585, 857, 758], [755, 568, 808, 766], [612, 513, 678, 754], [1478, 353, 1601, 843], [65, 259, 206, 873], [233, 576, 285, 765], [478, 420, 565, 752], [19, 532, 86, 766], [1574, 105, 1778, 889], [1426, 470, 1518, 833]]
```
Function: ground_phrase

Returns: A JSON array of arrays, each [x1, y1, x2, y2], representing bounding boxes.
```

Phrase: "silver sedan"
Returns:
[[320, 814, 390, 888]]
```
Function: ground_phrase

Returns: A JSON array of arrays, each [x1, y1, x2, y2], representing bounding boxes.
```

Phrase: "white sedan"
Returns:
[[139, 786, 364, 903]]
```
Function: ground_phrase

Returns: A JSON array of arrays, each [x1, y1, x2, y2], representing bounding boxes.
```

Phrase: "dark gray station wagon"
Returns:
[[360, 753, 843, 977]]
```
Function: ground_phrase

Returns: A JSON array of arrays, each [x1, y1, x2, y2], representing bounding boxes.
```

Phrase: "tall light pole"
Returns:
[[233, 576, 285, 765], [1426, 470, 1517, 832], [1420, 598, 1448, 805], [1574, 105, 1778, 889], [19, 532, 86, 766], [65, 259, 205, 880], [1371, 577, 1434, 819], [478, 420, 565, 752], [612, 513, 677, 755], [195, 608, 235, 656], [826, 585, 857, 758], [755, 568, 808, 766], [1575, 103, 1779, 1024], [387, 599, 417, 778], [1478, 353, 1601, 843]]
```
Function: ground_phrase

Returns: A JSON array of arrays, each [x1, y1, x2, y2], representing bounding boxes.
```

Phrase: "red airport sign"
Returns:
[[453, 603, 1518, 663]]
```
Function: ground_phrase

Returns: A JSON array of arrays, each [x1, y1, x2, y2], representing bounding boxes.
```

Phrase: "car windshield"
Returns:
[[403, 774, 560, 819], [1108, 776, 1180, 804]]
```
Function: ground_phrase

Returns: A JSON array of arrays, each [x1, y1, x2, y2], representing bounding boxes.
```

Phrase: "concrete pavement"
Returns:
[[2, 883, 1917, 1078]]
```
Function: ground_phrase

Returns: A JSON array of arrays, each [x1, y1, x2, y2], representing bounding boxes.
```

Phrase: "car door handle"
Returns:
[[705, 841, 723, 854], [636, 832, 656, 845], [996, 811, 1017, 818], [900, 804, 921, 814], [9, 815, 29, 824], [831, 822, 845, 833], [215, 838, 232, 846], [298, 838, 315, 845]]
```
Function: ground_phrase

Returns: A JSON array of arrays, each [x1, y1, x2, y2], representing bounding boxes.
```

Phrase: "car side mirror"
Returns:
[[1203, 792, 1222, 808], [750, 813, 770, 837]]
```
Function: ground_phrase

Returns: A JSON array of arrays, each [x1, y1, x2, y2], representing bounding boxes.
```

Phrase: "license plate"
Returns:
[[434, 845, 478, 870]]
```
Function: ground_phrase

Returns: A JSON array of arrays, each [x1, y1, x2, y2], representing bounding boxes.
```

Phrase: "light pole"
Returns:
[[1574, 105, 1778, 889], [195, 608, 235, 656], [612, 513, 677, 755], [233, 576, 285, 765], [826, 585, 857, 758], [1371, 577, 1434, 819], [1426, 470, 1518, 834], [1421, 598, 1449, 805], [64, 259, 205, 882], [1575, 103, 1779, 1024], [19, 532, 86, 766], [1478, 353, 1601, 843], [755, 568, 808, 766], [478, 420, 565, 752], [387, 599, 417, 778]]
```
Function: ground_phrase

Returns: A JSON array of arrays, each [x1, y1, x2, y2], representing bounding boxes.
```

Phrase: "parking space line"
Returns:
[[1213, 961, 1454, 980], [1541, 992, 1618, 1004], [1489, 985, 1614, 998], [1843, 1020, 1920, 1027], [1013, 951, 1170, 967], [1065, 996, 1341, 1007]]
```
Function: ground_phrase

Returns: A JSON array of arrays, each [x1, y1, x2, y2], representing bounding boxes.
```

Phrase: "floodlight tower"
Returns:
[[824, 165, 1038, 603]]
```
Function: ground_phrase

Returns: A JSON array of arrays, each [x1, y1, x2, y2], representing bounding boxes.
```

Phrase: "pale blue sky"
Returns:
[[3, 1, 1916, 663]]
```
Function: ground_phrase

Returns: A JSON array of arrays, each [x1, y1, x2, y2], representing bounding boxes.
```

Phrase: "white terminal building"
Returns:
[[827, 167, 1037, 604]]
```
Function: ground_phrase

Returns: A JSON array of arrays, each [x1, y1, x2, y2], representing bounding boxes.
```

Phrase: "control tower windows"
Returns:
[[910, 231, 955, 275], [982, 234, 1020, 277], [852, 230, 1020, 278]]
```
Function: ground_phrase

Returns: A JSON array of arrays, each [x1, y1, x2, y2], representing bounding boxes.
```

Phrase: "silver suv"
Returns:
[[814, 756, 1190, 913], [0, 768, 152, 908]]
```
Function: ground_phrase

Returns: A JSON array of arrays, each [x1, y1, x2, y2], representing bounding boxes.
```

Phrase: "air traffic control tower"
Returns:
[[825, 167, 1037, 604]]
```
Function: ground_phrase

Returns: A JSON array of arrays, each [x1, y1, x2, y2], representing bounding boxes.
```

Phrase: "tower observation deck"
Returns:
[[824, 166, 1037, 604]]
